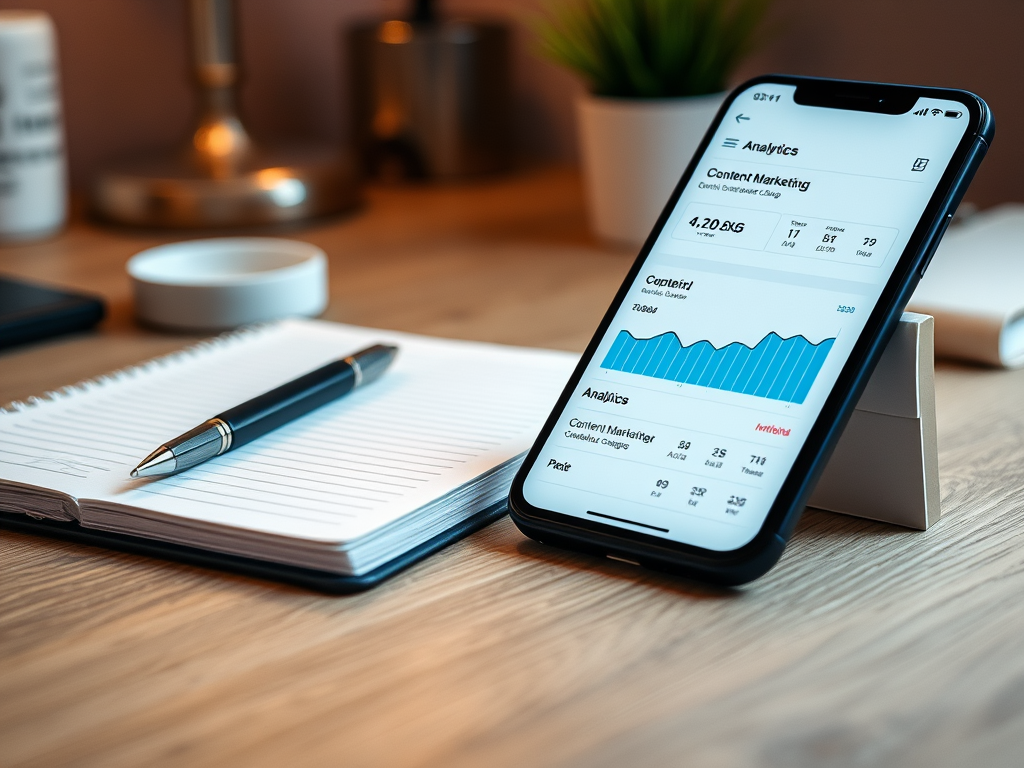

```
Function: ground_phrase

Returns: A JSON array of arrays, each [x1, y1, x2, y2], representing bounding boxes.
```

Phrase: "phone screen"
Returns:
[[521, 82, 972, 552]]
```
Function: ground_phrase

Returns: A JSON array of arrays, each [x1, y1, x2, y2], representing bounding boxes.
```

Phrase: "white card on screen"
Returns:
[[127, 237, 328, 331]]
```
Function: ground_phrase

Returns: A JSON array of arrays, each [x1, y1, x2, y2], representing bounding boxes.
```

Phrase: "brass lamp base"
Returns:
[[92, 0, 360, 229], [93, 146, 359, 229]]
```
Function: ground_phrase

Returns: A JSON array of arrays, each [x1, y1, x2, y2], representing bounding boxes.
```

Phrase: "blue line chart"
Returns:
[[600, 330, 835, 404]]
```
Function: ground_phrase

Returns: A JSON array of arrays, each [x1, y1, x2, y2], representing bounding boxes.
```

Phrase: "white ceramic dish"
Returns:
[[127, 237, 328, 331]]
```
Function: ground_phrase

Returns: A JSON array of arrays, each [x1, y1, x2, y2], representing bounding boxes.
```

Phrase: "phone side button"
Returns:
[[919, 212, 954, 278]]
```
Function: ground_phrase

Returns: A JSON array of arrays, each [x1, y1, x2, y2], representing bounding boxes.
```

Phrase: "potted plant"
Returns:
[[538, 0, 770, 244]]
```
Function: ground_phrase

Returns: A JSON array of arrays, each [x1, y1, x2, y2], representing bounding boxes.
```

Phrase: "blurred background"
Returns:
[[2, 0, 1020, 208]]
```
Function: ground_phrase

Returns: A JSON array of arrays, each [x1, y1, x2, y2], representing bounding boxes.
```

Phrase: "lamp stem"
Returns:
[[188, 0, 251, 176]]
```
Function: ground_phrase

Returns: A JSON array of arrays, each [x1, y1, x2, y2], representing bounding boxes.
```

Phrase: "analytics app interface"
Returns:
[[522, 84, 970, 551]]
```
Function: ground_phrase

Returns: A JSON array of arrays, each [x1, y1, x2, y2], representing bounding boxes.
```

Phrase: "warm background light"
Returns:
[[0, 0, 1018, 208]]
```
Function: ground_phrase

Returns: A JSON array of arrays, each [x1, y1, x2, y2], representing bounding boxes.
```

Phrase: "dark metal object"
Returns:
[[93, 0, 359, 228], [348, 16, 513, 180]]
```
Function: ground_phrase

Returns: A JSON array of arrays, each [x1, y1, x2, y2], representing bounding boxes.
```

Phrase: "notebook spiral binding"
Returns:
[[0, 324, 272, 414]]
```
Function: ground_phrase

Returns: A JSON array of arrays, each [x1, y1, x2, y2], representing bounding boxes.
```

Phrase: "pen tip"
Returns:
[[131, 447, 176, 478]]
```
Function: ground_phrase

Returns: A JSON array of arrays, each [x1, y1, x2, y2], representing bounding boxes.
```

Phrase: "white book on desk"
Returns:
[[909, 204, 1024, 368], [0, 319, 576, 579]]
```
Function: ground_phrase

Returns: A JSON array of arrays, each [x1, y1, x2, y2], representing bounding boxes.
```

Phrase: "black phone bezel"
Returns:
[[508, 74, 993, 585]]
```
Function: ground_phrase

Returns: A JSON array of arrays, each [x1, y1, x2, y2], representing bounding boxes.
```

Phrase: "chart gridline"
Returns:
[[601, 330, 835, 404]]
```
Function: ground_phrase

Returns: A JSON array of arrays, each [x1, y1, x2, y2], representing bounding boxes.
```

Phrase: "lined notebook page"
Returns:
[[0, 320, 576, 547]]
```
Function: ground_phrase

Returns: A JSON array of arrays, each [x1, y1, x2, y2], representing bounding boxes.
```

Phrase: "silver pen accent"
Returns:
[[131, 418, 232, 478]]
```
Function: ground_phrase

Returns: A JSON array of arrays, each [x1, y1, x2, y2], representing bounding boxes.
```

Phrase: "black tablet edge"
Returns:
[[0, 501, 508, 593], [0, 296, 105, 350]]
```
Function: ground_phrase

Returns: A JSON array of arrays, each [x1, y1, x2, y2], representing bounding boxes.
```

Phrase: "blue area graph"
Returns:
[[601, 330, 835, 404]]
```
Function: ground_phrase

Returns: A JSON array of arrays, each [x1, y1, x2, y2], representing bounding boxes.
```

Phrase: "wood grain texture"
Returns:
[[3, 167, 1024, 768]]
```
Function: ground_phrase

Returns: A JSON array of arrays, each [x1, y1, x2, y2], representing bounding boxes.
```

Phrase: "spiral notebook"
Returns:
[[0, 319, 576, 590]]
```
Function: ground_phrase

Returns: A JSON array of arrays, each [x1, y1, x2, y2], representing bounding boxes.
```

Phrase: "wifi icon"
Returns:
[[931, 108, 943, 116]]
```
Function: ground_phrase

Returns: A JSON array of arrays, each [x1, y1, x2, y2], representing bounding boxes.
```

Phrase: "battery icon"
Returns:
[[944, 110, 963, 118]]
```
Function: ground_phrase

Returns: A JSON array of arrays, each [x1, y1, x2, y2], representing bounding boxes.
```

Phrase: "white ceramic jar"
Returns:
[[577, 92, 725, 246], [127, 238, 329, 331], [0, 11, 66, 241]]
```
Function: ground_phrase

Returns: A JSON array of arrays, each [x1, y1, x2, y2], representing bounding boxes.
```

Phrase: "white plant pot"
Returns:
[[577, 92, 725, 246]]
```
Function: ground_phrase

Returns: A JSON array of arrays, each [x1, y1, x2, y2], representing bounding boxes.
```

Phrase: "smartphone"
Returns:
[[508, 75, 993, 585]]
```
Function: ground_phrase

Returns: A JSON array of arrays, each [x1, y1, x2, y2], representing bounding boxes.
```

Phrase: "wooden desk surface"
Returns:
[[3, 168, 1024, 768]]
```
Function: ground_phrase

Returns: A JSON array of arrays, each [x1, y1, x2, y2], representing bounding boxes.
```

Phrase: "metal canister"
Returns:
[[348, 17, 512, 180]]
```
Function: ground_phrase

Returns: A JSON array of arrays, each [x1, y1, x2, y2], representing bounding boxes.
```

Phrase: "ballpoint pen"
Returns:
[[131, 343, 398, 478]]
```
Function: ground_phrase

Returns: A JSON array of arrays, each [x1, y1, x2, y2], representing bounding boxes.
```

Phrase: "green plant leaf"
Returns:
[[535, 0, 772, 98]]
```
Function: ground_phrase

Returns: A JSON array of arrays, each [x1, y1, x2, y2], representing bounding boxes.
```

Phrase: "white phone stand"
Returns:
[[809, 312, 939, 529]]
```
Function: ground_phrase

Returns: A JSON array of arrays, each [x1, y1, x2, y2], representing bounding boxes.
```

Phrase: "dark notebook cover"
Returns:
[[0, 501, 507, 593]]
